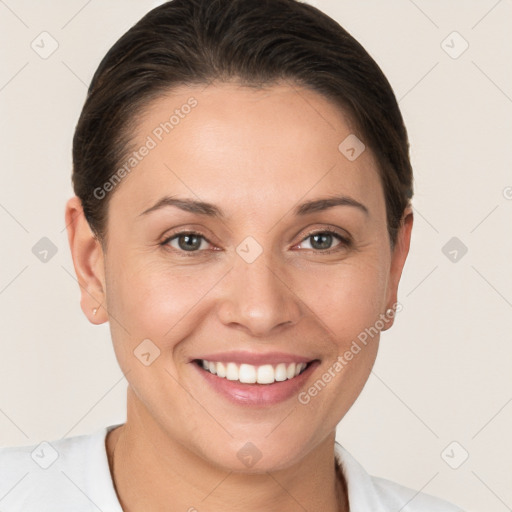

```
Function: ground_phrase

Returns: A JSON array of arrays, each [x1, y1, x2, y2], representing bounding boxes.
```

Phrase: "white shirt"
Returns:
[[0, 424, 463, 511]]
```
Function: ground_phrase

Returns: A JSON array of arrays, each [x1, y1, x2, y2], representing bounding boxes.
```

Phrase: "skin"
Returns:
[[65, 81, 413, 512]]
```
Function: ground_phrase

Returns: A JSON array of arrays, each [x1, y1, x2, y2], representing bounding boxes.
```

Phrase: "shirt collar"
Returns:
[[335, 440, 388, 511], [97, 426, 386, 511]]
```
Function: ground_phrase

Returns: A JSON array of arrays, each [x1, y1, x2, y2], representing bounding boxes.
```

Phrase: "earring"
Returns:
[[92, 308, 98, 316], [385, 308, 394, 317]]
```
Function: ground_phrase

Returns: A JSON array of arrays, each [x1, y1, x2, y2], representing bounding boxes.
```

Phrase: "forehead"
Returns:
[[108, 81, 384, 220]]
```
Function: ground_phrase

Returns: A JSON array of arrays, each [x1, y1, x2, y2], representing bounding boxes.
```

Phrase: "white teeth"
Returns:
[[295, 363, 306, 377], [216, 361, 226, 378], [226, 362, 239, 381], [199, 359, 309, 384], [274, 363, 287, 382], [239, 364, 257, 384], [257, 364, 275, 384]]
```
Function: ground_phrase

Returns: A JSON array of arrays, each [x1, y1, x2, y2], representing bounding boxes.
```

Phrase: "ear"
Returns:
[[64, 196, 107, 324], [382, 206, 413, 331]]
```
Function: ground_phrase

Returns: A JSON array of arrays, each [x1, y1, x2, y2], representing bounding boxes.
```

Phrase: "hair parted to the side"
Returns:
[[71, 0, 413, 250]]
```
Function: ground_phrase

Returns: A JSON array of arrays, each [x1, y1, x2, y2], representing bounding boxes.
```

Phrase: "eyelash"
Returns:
[[300, 227, 352, 254], [160, 227, 351, 256]]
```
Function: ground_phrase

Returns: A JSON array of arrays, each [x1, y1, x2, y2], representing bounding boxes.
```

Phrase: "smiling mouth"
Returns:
[[194, 359, 314, 385]]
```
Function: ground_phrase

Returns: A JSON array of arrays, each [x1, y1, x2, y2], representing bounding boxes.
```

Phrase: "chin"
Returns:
[[196, 430, 318, 474]]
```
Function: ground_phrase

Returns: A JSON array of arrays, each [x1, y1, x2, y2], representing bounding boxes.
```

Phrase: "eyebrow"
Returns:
[[138, 194, 369, 218], [139, 196, 222, 218], [295, 195, 369, 216]]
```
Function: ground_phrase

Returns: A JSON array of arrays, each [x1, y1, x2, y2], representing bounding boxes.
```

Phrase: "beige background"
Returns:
[[1, 1, 511, 510]]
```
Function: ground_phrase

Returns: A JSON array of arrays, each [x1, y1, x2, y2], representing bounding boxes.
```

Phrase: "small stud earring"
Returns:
[[385, 308, 394, 317], [92, 308, 98, 316]]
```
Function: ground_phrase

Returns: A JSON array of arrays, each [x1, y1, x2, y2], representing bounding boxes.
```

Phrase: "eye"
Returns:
[[162, 231, 212, 253], [160, 228, 351, 256], [297, 229, 350, 253]]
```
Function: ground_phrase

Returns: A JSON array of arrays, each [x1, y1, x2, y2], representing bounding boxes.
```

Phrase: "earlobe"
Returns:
[[382, 206, 414, 331], [64, 196, 107, 324]]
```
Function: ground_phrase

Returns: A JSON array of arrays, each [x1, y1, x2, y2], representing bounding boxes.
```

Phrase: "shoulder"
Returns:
[[1, 429, 99, 468], [370, 475, 464, 511], [335, 442, 464, 511], [0, 425, 122, 512]]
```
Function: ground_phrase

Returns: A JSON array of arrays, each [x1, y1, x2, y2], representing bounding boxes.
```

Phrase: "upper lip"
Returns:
[[193, 351, 316, 365]]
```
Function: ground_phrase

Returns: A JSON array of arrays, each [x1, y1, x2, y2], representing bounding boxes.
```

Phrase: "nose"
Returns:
[[216, 250, 302, 337]]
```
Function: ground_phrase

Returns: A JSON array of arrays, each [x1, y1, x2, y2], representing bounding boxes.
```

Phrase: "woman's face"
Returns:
[[75, 82, 411, 471]]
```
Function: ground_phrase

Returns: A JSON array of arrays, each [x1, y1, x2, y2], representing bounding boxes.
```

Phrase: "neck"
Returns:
[[107, 389, 349, 512]]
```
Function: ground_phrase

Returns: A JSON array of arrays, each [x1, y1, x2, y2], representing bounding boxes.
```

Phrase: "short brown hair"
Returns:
[[72, 0, 413, 249]]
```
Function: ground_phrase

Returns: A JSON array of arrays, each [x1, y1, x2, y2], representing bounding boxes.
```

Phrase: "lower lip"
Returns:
[[193, 361, 319, 407]]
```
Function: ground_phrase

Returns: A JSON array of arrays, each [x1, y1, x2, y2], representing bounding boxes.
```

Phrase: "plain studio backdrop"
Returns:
[[1, 1, 511, 510]]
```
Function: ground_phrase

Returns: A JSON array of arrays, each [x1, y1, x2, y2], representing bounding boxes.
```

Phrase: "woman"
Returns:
[[0, 0, 464, 510]]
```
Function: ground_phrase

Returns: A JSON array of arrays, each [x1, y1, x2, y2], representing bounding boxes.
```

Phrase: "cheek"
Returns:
[[288, 257, 389, 432], [105, 257, 225, 353], [301, 254, 390, 345], [107, 249, 389, 336]]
